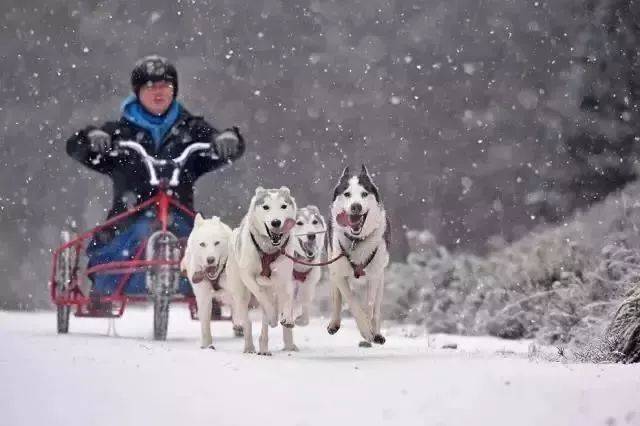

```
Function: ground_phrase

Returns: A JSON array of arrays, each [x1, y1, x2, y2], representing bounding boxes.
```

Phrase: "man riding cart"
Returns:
[[65, 55, 245, 314]]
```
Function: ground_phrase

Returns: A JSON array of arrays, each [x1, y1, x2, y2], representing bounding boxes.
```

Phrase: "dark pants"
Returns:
[[86, 211, 193, 295]]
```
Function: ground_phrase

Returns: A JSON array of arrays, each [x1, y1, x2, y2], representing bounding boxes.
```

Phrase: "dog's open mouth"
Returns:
[[205, 265, 218, 281], [336, 211, 368, 235], [298, 238, 317, 259], [265, 224, 284, 246], [264, 218, 295, 246]]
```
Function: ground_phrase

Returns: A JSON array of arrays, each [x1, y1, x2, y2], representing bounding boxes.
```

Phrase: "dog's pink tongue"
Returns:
[[336, 211, 350, 227], [282, 218, 296, 233]]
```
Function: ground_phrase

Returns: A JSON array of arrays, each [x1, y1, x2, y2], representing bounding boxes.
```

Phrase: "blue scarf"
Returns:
[[121, 95, 182, 150]]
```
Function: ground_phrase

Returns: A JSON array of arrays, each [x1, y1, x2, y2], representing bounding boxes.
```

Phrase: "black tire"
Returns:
[[56, 230, 74, 334], [153, 294, 170, 341], [57, 305, 70, 334]]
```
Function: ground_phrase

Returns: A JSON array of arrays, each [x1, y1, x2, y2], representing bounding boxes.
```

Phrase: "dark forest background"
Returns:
[[1, 0, 639, 308]]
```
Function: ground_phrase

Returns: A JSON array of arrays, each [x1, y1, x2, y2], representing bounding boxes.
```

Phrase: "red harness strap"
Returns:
[[251, 233, 289, 278], [338, 241, 378, 279], [293, 267, 312, 282]]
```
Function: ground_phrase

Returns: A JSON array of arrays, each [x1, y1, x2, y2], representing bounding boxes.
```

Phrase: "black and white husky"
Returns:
[[327, 166, 390, 347], [226, 186, 298, 355]]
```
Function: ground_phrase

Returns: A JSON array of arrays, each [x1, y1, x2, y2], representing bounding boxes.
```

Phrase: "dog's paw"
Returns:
[[327, 320, 341, 335], [257, 351, 272, 356], [373, 334, 386, 345], [206, 344, 216, 350], [280, 318, 295, 329], [358, 341, 373, 348], [295, 314, 309, 327], [233, 325, 244, 337], [243, 346, 256, 354], [283, 345, 299, 352]]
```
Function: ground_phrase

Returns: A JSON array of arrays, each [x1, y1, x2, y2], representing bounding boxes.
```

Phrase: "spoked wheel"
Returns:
[[153, 294, 170, 341], [146, 231, 180, 341], [56, 230, 75, 334]]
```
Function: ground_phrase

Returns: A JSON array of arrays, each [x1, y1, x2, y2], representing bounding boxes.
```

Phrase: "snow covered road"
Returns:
[[2, 307, 639, 426]]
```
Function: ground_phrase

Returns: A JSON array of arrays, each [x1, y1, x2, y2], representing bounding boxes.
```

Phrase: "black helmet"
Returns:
[[131, 55, 178, 98]]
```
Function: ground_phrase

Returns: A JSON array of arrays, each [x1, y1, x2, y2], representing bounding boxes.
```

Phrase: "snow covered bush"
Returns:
[[385, 181, 640, 357]]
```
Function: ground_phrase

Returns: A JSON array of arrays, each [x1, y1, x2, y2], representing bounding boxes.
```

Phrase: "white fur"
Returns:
[[181, 213, 233, 349], [283, 206, 327, 351], [327, 167, 390, 346], [225, 187, 298, 355]]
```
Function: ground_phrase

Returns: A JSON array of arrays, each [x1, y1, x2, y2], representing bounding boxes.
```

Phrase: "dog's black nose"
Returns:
[[350, 203, 363, 215], [307, 233, 316, 241], [271, 219, 282, 228], [206, 256, 216, 264]]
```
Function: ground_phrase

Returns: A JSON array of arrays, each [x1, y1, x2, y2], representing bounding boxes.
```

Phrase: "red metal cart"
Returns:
[[49, 140, 229, 340]]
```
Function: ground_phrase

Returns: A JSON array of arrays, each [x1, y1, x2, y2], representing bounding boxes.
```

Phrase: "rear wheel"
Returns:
[[56, 230, 74, 334]]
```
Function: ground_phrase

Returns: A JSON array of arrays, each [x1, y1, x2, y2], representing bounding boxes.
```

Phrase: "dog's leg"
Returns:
[[194, 284, 214, 349], [257, 317, 271, 356], [234, 288, 254, 354], [240, 270, 277, 328], [327, 284, 343, 335], [371, 275, 386, 345], [332, 275, 374, 343], [295, 281, 314, 327], [275, 278, 296, 328], [282, 324, 298, 352]]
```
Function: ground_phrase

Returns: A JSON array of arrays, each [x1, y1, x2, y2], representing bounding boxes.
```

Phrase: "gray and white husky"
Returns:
[[226, 186, 298, 355], [326, 166, 390, 347], [290, 206, 327, 329]]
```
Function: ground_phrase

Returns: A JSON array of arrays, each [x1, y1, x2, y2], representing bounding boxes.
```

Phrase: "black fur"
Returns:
[[332, 166, 351, 201], [358, 165, 381, 202]]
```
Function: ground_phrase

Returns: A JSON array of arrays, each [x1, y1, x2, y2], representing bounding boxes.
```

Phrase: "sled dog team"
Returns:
[[181, 166, 390, 354]]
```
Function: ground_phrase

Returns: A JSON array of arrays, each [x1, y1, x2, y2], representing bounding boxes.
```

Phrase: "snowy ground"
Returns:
[[2, 307, 640, 426]]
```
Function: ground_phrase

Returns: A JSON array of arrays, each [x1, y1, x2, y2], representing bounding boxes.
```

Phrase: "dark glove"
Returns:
[[213, 126, 243, 160], [86, 129, 113, 154]]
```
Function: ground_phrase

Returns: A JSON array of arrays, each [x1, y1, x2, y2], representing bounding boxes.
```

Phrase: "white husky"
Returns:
[[327, 166, 390, 347], [290, 205, 326, 329], [226, 187, 298, 355], [181, 214, 233, 349]]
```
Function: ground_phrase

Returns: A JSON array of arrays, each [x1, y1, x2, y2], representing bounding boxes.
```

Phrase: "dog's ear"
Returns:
[[333, 166, 352, 201], [358, 164, 381, 202], [220, 221, 233, 237], [279, 186, 291, 196], [194, 213, 205, 227], [255, 186, 266, 195]]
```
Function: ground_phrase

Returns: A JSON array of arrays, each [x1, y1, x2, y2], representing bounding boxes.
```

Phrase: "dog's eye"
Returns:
[[281, 204, 287, 209], [296, 221, 304, 226], [344, 191, 351, 198], [199, 242, 206, 247], [312, 220, 318, 225], [362, 191, 369, 198], [214, 241, 220, 246], [262, 205, 270, 210]]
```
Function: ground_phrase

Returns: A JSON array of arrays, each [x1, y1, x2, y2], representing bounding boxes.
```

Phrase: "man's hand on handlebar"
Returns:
[[87, 129, 113, 155], [212, 126, 244, 160]]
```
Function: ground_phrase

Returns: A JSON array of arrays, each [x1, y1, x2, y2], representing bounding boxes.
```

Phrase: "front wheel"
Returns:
[[146, 230, 180, 341], [57, 305, 70, 334], [153, 294, 170, 341]]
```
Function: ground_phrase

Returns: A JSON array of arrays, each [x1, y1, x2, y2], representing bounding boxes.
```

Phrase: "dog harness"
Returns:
[[250, 233, 290, 278], [293, 268, 312, 282], [338, 240, 378, 279]]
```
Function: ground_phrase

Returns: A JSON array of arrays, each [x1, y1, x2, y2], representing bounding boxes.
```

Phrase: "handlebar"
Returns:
[[109, 141, 218, 187]]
